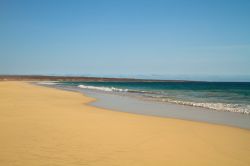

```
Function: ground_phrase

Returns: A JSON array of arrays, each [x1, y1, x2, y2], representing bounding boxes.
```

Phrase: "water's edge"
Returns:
[[35, 83, 250, 130], [59, 82, 250, 114], [86, 90, 250, 130]]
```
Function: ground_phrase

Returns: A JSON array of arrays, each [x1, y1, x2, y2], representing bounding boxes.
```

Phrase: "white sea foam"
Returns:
[[161, 98, 250, 114], [37, 81, 59, 85], [78, 85, 128, 92]]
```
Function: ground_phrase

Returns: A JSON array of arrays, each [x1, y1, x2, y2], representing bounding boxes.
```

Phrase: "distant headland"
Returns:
[[0, 75, 200, 82]]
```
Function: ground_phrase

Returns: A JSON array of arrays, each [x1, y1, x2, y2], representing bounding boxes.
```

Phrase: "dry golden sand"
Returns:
[[0, 82, 250, 166]]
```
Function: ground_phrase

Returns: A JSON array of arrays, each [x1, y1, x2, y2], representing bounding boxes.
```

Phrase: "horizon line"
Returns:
[[1, 74, 250, 83]]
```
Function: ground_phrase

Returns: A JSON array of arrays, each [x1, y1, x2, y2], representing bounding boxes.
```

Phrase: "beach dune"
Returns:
[[0, 81, 250, 166]]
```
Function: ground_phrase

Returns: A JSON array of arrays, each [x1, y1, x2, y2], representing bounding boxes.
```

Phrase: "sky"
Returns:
[[0, 0, 250, 81]]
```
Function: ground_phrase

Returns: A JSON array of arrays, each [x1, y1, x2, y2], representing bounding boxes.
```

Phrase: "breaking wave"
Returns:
[[37, 81, 59, 85], [161, 98, 250, 114], [78, 85, 128, 92]]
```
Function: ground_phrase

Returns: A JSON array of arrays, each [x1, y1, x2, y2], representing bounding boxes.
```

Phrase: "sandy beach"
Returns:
[[0, 81, 250, 166]]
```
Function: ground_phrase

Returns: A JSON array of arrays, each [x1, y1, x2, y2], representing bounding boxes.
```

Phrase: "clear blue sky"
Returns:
[[1, 0, 250, 81]]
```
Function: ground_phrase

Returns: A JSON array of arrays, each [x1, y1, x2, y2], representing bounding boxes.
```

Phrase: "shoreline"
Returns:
[[42, 83, 250, 130], [87, 94, 250, 131], [1, 81, 250, 165]]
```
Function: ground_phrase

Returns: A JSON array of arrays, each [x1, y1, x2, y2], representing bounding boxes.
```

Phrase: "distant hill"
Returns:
[[0, 75, 197, 82]]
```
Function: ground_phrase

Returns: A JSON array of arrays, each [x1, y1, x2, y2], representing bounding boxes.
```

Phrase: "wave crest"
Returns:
[[78, 85, 128, 92], [38, 81, 59, 85]]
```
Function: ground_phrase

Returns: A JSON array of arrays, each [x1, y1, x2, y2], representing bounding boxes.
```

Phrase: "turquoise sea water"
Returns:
[[54, 82, 250, 114]]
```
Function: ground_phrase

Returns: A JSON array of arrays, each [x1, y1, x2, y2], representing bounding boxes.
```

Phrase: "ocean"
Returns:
[[47, 81, 250, 114]]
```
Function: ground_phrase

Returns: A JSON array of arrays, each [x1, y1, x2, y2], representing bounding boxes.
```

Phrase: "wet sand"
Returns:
[[1, 81, 250, 166]]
